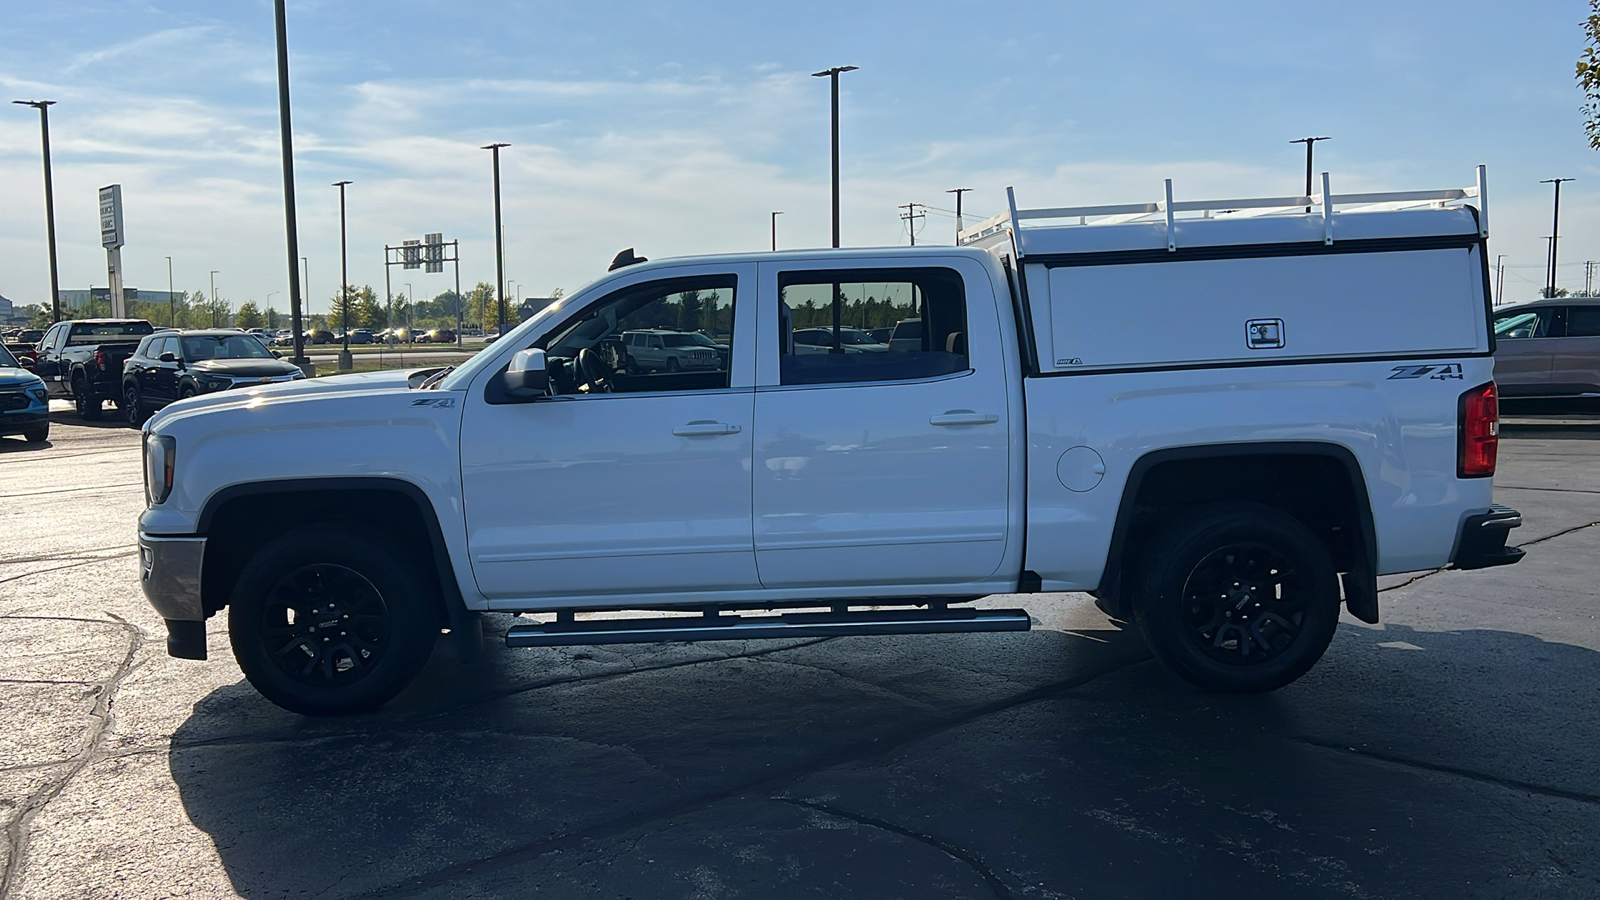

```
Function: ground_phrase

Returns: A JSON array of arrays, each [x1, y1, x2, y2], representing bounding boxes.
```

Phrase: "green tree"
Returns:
[[1580, 1, 1600, 149], [265, 307, 282, 329], [236, 302, 265, 329]]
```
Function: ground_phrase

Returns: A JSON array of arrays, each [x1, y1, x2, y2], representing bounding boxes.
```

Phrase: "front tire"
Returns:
[[1133, 503, 1341, 694], [22, 423, 49, 443], [229, 525, 439, 715]]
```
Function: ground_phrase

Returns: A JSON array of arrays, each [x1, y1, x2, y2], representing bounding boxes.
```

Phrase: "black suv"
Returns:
[[122, 330, 306, 426]]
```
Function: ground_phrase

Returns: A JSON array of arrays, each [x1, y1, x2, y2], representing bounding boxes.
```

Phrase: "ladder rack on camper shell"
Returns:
[[958, 165, 1488, 253]]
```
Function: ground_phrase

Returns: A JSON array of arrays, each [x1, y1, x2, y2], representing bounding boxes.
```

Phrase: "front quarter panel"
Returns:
[[139, 386, 479, 605]]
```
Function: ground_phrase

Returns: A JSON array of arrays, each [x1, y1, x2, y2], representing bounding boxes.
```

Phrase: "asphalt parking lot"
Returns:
[[0, 404, 1597, 899]]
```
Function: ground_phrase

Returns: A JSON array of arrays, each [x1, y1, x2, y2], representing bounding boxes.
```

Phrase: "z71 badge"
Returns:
[[1388, 363, 1464, 381], [410, 397, 456, 408]]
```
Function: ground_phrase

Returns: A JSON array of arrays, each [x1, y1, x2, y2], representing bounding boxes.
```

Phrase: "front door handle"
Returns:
[[929, 410, 999, 426], [673, 421, 741, 437]]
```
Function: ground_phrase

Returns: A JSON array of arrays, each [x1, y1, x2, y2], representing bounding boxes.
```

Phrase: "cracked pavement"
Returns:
[[0, 406, 1597, 898]]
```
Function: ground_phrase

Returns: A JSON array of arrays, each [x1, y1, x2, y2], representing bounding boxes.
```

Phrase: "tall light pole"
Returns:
[[811, 65, 857, 249], [334, 180, 353, 369], [165, 256, 175, 326], [209, 271, 219, 327], [1495, 253, 1506, 306], [946, 188, 972, 244], [272, 0, 309, 370], [1290, 136, 1330, 213], [13, 100, 62, 324], [406, 282, 414, 341], [482, 142, 510, 336], [1540, 177, 1575, 298], [771, 211, 783, 251]]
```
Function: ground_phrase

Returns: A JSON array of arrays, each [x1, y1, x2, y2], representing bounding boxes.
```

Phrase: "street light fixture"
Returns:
[[1290, 136, 1330, 213], [334, 180, 353, 369], [482, 142, 510, 336], [1540, 177, 1575, 297], [771, 211, 783, 251], [272, 0, 309, 370], [13, 100, 62, 324], [811, 66, 858, 249]]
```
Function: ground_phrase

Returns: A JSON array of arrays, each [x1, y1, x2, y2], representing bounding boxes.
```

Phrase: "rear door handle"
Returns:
[[673, 421, 741, 437], [929, 410, 999, 426]]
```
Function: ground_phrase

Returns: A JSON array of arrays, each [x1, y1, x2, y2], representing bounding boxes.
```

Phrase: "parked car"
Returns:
[[32, 318, 154, 420], [420, 328, 457, 344], [350, 329, 374, 345], [0, 343, 50, 443], [304, 329, 336, 345], [1492, 297, 1600, 401], [792, 327, 890, 354], [121, 329, 306, 426], [617, 329, 724, 373]]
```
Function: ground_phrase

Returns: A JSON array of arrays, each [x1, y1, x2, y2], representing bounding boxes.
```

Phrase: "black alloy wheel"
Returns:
[[1133, 503, 1341, 693], [257, 564, 393, 687], [124, 385, 148, 427], [178, 384, 198, 400], [229, 525, 437, 715]]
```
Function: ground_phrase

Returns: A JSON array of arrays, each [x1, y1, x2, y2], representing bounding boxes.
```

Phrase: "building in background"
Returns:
[[58, 288, 182, 310], [0, 294, 15, 323]]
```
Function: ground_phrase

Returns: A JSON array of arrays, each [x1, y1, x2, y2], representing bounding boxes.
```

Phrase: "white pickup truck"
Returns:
[[138, 169, 1523, 715]]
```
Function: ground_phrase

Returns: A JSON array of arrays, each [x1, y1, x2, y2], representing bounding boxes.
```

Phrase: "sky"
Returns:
[[2, 0, 1599, 315]]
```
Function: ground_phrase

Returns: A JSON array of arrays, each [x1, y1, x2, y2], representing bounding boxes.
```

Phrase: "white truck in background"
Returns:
[[137, 168, 1522, 715]]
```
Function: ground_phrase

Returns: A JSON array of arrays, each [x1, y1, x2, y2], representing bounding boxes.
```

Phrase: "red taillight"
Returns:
[[93, 349, 109, 370], [1458, 381, 1498, 478]]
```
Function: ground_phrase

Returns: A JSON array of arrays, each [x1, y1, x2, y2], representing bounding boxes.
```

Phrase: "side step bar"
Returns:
[[505, 607, 1032, 648]]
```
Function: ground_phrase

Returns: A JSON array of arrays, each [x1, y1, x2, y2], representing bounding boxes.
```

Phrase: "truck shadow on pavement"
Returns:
[[167, 619, 1600, 899]]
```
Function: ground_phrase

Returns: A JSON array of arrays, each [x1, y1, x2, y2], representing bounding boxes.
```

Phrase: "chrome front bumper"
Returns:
[[138, 533, 208, 659]]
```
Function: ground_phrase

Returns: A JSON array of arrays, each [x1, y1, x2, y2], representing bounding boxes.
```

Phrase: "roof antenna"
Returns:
[[608, 248, 648, 271]]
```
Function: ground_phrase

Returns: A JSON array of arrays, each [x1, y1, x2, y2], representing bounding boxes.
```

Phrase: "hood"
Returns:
[[0, 367, 44, 389], [190, 358, 304, 377], [150, 367, 420, 423]]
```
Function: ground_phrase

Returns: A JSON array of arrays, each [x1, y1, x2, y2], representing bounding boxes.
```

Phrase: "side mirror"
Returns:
[[158, 352, 177, 363], [271, 351, 282, 359], [501, 348, 549, 400]]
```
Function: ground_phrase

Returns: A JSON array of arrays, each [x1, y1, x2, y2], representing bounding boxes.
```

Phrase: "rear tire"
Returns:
[[1132, 503, 1341, 694], [73, 377, 102, 420], [229, 525, 439, 715]]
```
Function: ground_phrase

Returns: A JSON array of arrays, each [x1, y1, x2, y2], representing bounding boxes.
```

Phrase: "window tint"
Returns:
[[1565, 307, 1600, 337], [181, 334, 274, 360], [1493, 309, 1552, 340], [537, 275, 737, 394], [777, 268, 968, 386]]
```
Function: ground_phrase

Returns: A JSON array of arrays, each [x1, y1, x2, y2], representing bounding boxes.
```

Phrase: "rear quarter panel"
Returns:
[[1021, 357, 1496, 589]]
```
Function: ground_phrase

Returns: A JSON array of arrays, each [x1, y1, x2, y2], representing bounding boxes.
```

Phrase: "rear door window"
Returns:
[[775, 268, 968, 386], [1563, 307, 1600, 337]]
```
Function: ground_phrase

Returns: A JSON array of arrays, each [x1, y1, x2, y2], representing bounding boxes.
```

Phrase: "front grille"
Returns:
[[0, 392, 30, 412]]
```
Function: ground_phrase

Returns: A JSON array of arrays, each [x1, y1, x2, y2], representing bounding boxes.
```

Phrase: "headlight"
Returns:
[[143, 433, 176, 505], [27, 386, 48, 403], [195, 374, 230, 391]]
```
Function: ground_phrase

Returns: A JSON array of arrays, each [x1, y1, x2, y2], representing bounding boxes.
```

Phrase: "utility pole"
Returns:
[[946, 188, 972, 244], [1290, 136, 1330, 213], [811, 65, 858, 248], [209, 271, 218, 327], [898, 203, 926, 246], [1586, 259, 1597, 297], [1540, 177, 1574, 298], [165, 256, 175, 326], [13, 100, 62, 323], [334, 180, 353, 370], [1495, 254, 1505, 306], [771, 211, 783, 251], [272, 0, 309, 371], [482, 142, 510, 336]]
